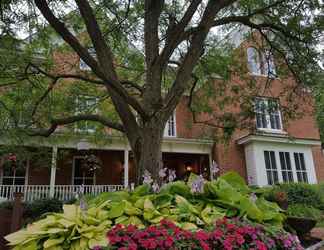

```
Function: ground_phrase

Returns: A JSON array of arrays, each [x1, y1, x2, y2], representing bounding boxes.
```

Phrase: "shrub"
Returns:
[[286, 204, 322, 220], [265, 183, 324, 210], [96, 218, 303, 250], [24, 198, 63, 222]]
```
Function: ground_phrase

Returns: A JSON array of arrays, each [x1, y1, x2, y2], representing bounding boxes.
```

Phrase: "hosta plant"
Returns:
[[6, 172, 286, 250], [5, 204, 111, 250]]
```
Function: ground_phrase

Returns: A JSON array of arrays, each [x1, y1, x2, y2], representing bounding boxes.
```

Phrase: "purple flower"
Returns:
[[143, 170, 153, 185], [152, 182, 160, 193], [249, 192, 257, 203], [168, 169, 176, 182], [79, 197, 88, 212], [159, 168, 168, 178], [191, 175, 205, 193], [211, 161, 220, 175]]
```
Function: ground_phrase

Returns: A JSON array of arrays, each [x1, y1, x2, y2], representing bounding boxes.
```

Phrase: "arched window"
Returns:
[[262, 50, 276, 77], [247, 47, 261, 75]]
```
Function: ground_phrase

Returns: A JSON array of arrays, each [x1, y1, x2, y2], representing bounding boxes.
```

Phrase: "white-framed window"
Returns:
[[247, 47, 261, 75], [247, 47, 276, 77], [255, 97, 282, 132], [79, 48, 96, 71], [72, 156, 95, 185], [264, 150, 279, 185], [75, 95, 98, 133], [294, 152, 308, 183], [164, 111, 176, 137], [263, 150, 310, 185], [279, 151, 294, 183], [0, 160, 28, 185]]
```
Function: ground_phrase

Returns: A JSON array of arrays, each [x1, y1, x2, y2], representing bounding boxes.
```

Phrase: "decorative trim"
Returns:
[[237, 134, 321, 146]]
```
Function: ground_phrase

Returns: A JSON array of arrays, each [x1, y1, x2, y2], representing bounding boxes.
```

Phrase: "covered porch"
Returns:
[[0, 135, 213, 201]]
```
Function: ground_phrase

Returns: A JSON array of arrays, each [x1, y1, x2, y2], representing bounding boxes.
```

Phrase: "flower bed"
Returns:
[[5, 172, 290, 249], [96, 218, 303, 250]]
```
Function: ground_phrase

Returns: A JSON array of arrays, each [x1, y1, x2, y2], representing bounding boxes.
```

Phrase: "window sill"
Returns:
[[256, 128, 287, 135], [248, 73, 279, 80]]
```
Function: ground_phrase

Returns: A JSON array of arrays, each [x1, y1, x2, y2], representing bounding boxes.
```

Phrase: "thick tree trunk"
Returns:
[[132, 118, 164, 185]]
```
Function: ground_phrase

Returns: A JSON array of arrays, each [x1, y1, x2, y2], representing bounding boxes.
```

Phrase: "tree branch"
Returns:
[[34, 0, 146, 119], [28, 114, 124, 137], [164, 0, 237, 119]]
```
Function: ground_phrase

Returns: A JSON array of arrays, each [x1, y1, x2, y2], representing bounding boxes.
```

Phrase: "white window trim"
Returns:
[[247, 47, 277, 78], [244, 141, 317, 186], [164, 110, 177, 137], [255, 97, 284, 133], [79, 48, 96, 71], [74, 95, 99, 133], [0, 158, 29, 186], [71, 156, 96, 185]]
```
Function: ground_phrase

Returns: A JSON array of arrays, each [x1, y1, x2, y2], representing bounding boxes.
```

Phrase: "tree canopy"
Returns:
[[0, 0, 323, 183]]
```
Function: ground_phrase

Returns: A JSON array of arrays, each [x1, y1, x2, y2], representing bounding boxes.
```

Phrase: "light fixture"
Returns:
[[186, 166, 192, 172]]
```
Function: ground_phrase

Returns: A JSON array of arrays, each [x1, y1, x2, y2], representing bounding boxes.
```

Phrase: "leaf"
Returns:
[[132, 184, 151, 197], [62, 205, 79, 221], [239, 196, 263, 222], [107, 201, 125, 219], [43, 237, 65, 249], [219, 171, 250, 194]]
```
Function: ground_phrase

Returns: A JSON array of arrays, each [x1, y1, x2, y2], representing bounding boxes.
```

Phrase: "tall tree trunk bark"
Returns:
[[132, 118, 164, 185]]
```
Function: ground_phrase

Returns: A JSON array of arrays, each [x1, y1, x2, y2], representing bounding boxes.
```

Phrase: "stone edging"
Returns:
[[306, 240, 324, 250]]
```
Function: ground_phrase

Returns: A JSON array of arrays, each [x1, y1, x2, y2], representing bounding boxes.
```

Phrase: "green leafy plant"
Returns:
[[5, 204, 110, 250], [286, 204, 322, 220], [6, 172, 286, 250], [264, 183, 324, 210]]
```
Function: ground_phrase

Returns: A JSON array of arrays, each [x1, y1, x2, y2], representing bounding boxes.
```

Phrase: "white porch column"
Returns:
[[49, 146, 58, 198], [209, 153, 214, 181], [124, 149, 129, 189]]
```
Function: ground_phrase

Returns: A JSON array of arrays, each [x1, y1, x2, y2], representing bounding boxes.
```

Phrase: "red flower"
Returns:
[[195, 230, 209, 241], [212, 229, 223, 240], [255, 240, 268, 250], [200, 241, 211, 250], [139, 238, 157, 249], [164, 236, 174, 248]]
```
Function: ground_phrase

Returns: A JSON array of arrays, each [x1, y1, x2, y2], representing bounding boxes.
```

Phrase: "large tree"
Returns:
[[0, 0, 323, 183]]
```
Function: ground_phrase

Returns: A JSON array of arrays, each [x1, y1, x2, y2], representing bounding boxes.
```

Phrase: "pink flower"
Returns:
[[200, 241, 211, 250], [195, 230, 209, 241], [164, 236, 174, 247], [255, 240, 268, 250], [139, 238, 158, 249]]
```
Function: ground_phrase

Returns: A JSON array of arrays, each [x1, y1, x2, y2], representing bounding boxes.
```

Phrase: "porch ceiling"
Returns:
[[0, 134, 214, 154]]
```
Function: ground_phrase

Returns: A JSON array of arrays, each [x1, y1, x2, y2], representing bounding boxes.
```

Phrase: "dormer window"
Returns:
[[247, 47, 276, 77], [255, 97, 282, 131], [80, 48, 96, 71], [164, 111, 176, 137]]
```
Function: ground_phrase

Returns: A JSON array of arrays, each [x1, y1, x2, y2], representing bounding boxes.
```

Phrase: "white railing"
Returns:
[[0, 185, 124, 202]]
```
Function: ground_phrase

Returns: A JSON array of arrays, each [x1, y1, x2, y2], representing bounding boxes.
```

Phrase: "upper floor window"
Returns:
[[75, 95, 98, 133], [164, 111, 176, 137], [255, 97, 282, 131], [247, 47, 276, 77], [80, 48, 96, 71]]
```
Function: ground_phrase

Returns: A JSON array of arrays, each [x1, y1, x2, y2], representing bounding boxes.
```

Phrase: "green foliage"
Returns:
[[286, 204, 322, 220], [264, 183, 324, 210], [5, 204, 110, 250], [6, 172, 286, 249], [24, 198, 63, 223]]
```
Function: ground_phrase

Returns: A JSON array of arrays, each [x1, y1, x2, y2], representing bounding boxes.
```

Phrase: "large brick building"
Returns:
[[0, 31, 323, 201]]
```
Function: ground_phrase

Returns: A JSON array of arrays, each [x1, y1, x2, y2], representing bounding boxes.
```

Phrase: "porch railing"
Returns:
[[0, 185, 124, 202]]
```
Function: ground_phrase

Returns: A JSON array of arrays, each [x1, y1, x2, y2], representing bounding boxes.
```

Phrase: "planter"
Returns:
[[286, 216, 317, 236]]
